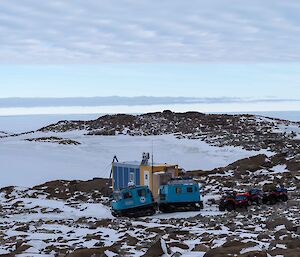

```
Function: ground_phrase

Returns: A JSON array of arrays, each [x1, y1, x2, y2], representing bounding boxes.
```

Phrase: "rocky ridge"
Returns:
[[25, 136, 81, 145], [38, 111, 300, 154]]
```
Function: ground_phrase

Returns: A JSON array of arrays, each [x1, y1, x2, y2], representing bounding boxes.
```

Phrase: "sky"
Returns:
[[1, 0, 300, 63], [0, 64, 300, 99], [0, 1, 300, 114]]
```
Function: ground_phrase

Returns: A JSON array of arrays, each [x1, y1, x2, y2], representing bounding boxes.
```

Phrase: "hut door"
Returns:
[[144, 170, 150, 187]]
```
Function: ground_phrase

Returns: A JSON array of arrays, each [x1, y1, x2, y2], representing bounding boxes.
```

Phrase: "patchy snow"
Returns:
[[177, 253, 205, 257], [211, 237, 227, 248], [272, 123, 300, 139], [5, 197, 113, 223], [275, 225, 286, 232], [240, 245, 262, 254], [254, 165, 289, 177], [271, 165, 288, 174], [0, 133, 272, 188], [277, 124, 300, 134], [0, 249, 10, 254]]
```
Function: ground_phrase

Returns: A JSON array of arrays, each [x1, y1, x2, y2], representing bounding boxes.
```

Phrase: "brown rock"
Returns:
[[15, 225, 29, 232], [286, 239, 300, 249], [227, 154, 269, 172], [193, 244, 208, 252], [168, 242, 189, 250], [121, 233, 138, 246], [142, 238, 164, 257], [204, 240, 257, 257], [265, 217, 295, 232], [66, 247, 108, 257]]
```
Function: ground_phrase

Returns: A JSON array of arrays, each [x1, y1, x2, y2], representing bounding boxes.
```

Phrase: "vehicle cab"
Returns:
[[111, 185, 156, 217], [158, 177, 203, 212]]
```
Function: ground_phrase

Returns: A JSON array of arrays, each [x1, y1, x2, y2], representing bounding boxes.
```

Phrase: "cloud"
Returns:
[[0, 96, 299, 108], [0, 0, 300, 63]]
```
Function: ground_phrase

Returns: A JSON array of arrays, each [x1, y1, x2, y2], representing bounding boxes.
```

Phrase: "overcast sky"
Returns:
[[0, 1, 299, 113], [1, 0, 300, 63]]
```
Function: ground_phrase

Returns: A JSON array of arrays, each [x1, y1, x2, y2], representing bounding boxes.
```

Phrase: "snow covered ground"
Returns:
[[0, 186, 225, 256], [0, 131, 271, 188], [1, 183, 299, 257]]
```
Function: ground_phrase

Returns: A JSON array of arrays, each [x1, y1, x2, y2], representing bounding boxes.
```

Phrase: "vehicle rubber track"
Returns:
[[112, 203, 156, 218], [159, 201, 203, 213]]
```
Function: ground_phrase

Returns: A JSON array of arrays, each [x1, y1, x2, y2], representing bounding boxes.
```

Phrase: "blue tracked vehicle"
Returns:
[[111, 185, 157, 217], [158, 178, 203, 213]]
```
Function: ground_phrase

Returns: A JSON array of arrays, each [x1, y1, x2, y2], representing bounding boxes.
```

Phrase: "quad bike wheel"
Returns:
[[281, 194, 288, 202], [269, 196, 277, 205], [219, 205, 225, 212], [225, 202, 235, 212]]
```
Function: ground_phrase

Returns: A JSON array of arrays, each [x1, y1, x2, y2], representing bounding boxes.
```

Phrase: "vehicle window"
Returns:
[[113, 193, 121, 201], [176, 187, 181, 194], [123, 191, 132, 199], [138, 189, 146, 197], [187, 187, 193, 193]]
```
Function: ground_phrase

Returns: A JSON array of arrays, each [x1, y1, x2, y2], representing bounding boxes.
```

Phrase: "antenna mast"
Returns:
[[110, 155, 119, 179], [151, 140, 154, 173]]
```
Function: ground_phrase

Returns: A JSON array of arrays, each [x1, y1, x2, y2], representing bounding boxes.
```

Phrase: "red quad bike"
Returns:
[[247, 188, 264, 205], [263, 187, 288, 205], [219, 192, 250, 212]]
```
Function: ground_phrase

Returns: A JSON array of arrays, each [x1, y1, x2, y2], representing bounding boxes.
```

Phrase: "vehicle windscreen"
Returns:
[[123, 191, 133, 199], [113, 193, 121, 201], [137, 189, 146, 197]]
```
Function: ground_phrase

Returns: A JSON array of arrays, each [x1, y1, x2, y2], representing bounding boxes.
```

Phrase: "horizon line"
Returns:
[[0, 96, 299, 108]]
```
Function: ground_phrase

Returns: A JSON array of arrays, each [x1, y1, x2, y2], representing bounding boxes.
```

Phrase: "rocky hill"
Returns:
[[1, 111, 300, 256], [38, 111, 300, 154]]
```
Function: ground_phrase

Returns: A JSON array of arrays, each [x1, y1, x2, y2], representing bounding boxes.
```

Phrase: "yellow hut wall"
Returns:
[[140, 164, 179, 198]]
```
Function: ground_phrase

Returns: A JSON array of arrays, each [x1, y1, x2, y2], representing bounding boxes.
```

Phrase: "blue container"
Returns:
[[113, 162, 140, 191]]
